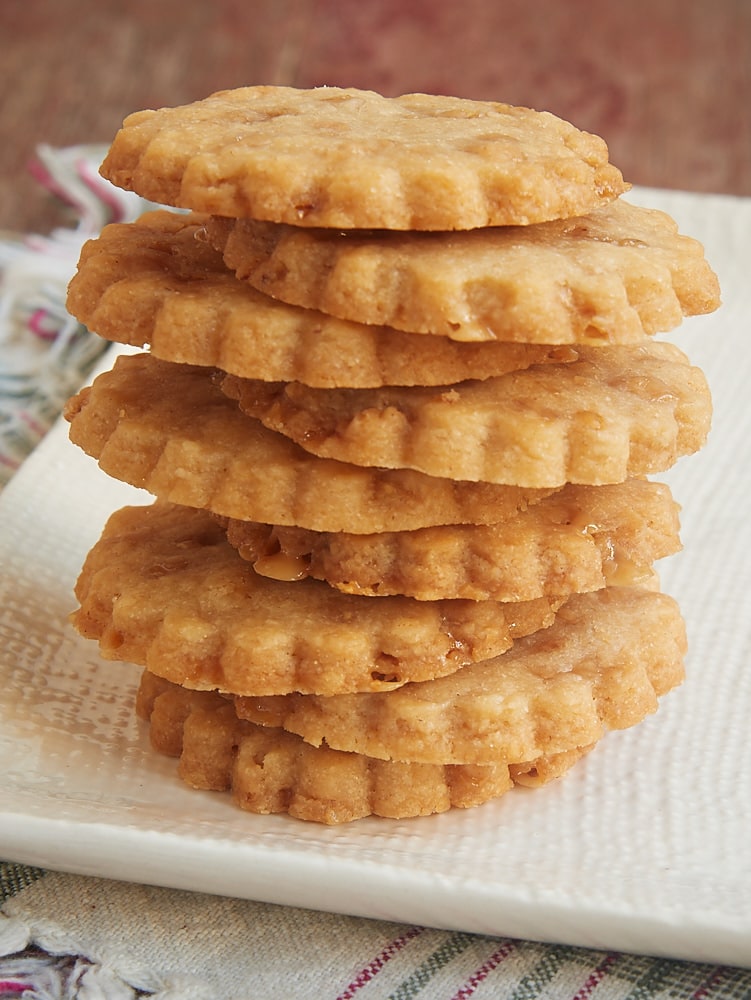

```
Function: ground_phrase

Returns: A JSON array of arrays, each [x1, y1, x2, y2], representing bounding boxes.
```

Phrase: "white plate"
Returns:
[[1, 189, 750, 969]]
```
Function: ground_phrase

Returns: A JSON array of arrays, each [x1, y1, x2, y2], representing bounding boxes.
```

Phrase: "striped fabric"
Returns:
[[2, 862, 751, 999]]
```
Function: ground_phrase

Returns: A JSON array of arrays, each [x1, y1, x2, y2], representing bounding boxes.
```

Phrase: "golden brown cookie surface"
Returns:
[[66, 210, 578, 388], [221, 479, 680, 602], [235, 587, 686, 764], [63, 82, 716, 827], [137, 672, 592, 824], [207, 199, 720, 343], [100, 86, 627, 230], [64, 353, 553, 531], [223, 342, 712, 487], [73, 501, 561, 696]]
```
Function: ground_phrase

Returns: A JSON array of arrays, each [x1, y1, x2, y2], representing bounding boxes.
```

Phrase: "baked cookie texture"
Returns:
[[63, 85, 719, 823], [233, 587, 686, 765], [72, 501, 562, 696], [64, 355, 554, 533], [219, 479, 680, 602], [67, 209, 578, 388], [137, 671, 594, 823], [221, 343, 711, 486], [206, 200, 720, 342], [99, 86, 628, 230]]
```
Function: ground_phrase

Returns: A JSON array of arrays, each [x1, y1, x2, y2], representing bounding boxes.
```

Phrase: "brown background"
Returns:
[[2, 0, 749, 234]]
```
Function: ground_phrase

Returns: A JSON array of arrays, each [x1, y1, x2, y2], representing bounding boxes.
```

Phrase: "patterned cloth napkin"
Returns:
[[0, 143, 150, 487], [3, 861, 751, 1000], [1, 149, 750, 1000]]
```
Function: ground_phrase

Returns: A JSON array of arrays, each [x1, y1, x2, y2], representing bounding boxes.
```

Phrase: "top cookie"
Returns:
[[99, 86, 627, 231]]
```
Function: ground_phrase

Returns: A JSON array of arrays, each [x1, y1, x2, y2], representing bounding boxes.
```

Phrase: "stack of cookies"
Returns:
[[63, 86, 720, 824]]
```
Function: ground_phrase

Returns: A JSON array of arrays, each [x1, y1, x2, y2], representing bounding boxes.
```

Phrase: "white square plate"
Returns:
[[1, 189, 750, 968]]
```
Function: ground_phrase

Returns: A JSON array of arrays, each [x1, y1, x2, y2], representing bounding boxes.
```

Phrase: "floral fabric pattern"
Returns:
[[0, 144, 152, 488]]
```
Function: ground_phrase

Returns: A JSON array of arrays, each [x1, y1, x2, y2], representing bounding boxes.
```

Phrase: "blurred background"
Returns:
[[2, 0, 749, 234]]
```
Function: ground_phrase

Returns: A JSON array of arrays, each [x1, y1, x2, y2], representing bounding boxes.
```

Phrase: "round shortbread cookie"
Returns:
[[222, 342, 712, 487], [64, 353, 553, 532], [66, 210, 578, 388], [221, 479, 680, 602], [206, 198, 720, 343], [72, 501, 561, 696], [235, 586, 686, 765], [136, 672, 592, 824], [99, 86, 627, 231]]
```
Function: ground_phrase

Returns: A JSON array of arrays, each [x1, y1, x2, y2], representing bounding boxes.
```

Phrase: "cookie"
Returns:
[[66, 209, 578, 388], [136, 672, 592, 823], [99, 86, 627, 231], [234, 586, 686, 764], [64, 353, 553, 532], [222, 342, 712, 487], [206, 198, 720, 343], [221, 479, 680, 602], [73, 501, 561, 696]]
